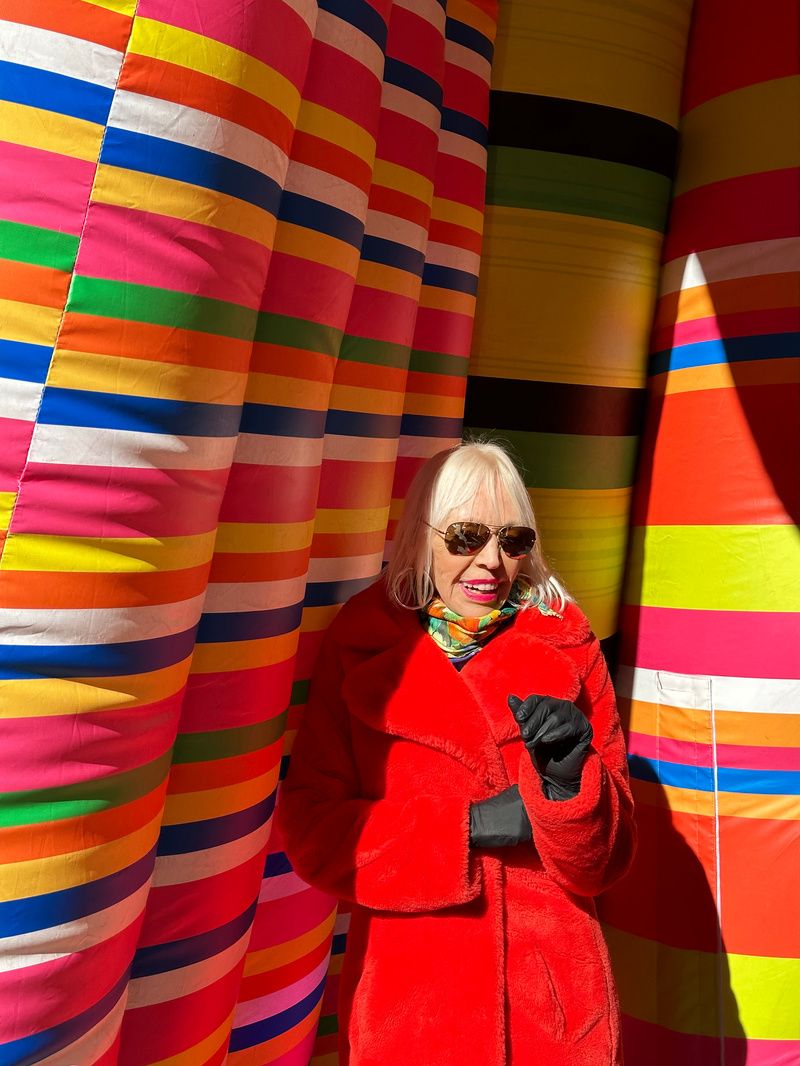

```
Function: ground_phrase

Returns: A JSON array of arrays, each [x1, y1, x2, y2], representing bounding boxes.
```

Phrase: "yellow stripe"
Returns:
[[92, 165, 277, 247], [0, 814, 163, 901], [626, 525, 800, 612], [0, 492, 16, 532], [213, 520, 315, 553], [85, 0, 136, 13], [244, 372, 332, 409], [273, 221, 360, 276], [532, 486, 633, 521], [163, 767, 280, 824], [190, 629, 299, 673], [0, 662, 190, 718], [492, 0, 690, 125], [0, 100, 102, 161], [631, 778, 800, 821], [357, 259, 421, 300], [604, 924, 800, 1039], [129, 18, 300, 119], [297, 102, 376, 166], [314, 506, 390, 534], [675, 76, 800, 195], [328, 382, 405, 417], [431, 195, 483, 234], [661, 357, 800, 396], [402, 392, 465, 418], [1, 531, 217, 573], [243, 910, 337, 976], [0, 298, 63, 347], [49, 351, 247, 405], [373, 159, 434, 206], [149, 1012, 234, 1066], [300, 603, 344, 633], [472, 205, 660, 387]]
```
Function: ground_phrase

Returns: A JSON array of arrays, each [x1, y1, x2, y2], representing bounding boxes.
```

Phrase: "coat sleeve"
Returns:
[[516, 634, 636, 897], [276, 632, 483, 913]]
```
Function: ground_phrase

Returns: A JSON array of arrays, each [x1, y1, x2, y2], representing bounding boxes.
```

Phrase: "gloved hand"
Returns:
[[469, 785, 533, 848], [508, 694, 593, 801]]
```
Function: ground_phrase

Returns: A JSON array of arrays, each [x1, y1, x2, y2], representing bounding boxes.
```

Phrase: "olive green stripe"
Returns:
[[409, 348, 470, 377], [486, 147, 672, 231], [254, 310, 343, 356], [172, 712, 287, 764], [0, 750, 173, 829], [0, 219, 79, 271], [339, 334, 410, 369], [290, 679, 309, 707]]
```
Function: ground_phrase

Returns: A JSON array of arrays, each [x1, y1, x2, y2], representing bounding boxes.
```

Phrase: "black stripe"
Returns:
[[489, 90, 678, 178], [600, 632, 619, 674], [464, 376, 646, 437]]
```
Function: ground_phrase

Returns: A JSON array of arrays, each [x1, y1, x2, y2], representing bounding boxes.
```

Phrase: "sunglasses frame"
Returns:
[[426, 520, 537, 559]]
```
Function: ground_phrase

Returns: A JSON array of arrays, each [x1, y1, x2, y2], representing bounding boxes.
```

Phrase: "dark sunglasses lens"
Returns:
[[498, 526, 536, 557], [444, 522, 491, 555]]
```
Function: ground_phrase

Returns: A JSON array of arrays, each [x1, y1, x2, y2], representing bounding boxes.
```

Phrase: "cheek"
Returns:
[[431, 545, 465, 591]]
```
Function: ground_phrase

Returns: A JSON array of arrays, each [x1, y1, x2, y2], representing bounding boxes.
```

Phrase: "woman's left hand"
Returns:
[[508, 694, 593, 801]]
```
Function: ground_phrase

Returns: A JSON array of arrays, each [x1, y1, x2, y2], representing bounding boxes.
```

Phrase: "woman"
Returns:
[[278, 441, 635, 1066]]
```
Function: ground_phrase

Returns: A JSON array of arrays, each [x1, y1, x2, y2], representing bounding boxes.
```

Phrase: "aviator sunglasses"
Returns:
[[426, 521, 537, 559]]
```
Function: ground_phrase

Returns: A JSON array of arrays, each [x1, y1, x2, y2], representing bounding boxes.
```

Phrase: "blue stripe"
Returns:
[[131, 902, 258, 978], [0, 60, 114, 125], [361, 234, 425, 274], [384, 57, 443, 110], [304, 575, 376, 608], [100, 127, 283, 214], [629, 755, 800, 795], [279, 190, 365, 248], [196, 602, 303, 643], [0, 628, 197, 680], [331, 932, 348, 954], [423, 262, 478, 295], [38, 386, 243, 436], [650, 332, 799, 375], [265, 850, 292, 877], [229, 976, 327, 1049], [0, 848, 155, 938], [157, 794, 277, 857], [441, 106, 487, 146], [400, 412, 464, 437], [0, 970, 129, 1066], [239, 402, 328, 438], [445, 18, 494, 62], [318, 0, 388, 48], [0, 337, 52, 383], [324, 409, 401, 437]]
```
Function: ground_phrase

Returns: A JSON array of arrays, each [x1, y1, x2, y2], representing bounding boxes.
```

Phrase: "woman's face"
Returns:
[[429, 490, 526, 616]]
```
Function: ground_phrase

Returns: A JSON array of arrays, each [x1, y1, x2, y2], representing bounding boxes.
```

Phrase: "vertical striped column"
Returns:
[[601, 1, 800, 1062], [464, 0, 693, 642]]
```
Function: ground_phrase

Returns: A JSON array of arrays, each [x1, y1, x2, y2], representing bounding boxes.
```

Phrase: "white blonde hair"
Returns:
[[385, 440, 570, 611]]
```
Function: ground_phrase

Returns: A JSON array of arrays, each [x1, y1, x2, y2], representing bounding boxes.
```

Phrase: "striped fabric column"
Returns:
[[465, 0, 693, 644], [601, 1, 800, 1062], [0, 0, 308, 1061]]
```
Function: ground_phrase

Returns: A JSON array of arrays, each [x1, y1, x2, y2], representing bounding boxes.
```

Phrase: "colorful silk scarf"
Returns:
[[423, 579, 531, 663]]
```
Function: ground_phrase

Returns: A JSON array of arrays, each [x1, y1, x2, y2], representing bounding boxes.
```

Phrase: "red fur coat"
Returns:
[[278, 579, 635, 1065]]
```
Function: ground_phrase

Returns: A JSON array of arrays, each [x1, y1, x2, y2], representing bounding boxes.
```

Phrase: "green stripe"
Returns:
[[0, 219, 79, 271], [409, 348, 470, 377], [486, 147, 672, 231], [466, 428, 638, 489], [317, 1015, 339, 1036], [0, 750, 172, 828], [172, 712, 287, 764], [254, 310, 343, 356], [290, 679, 309, 706], [339, 334, 410, 370], [69, 276, 259, 339]]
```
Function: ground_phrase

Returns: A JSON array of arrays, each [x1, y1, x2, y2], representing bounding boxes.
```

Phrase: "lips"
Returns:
[[460, 581, 501, 603]]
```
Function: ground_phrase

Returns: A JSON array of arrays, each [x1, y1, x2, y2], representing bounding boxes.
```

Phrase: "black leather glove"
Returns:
[[508, 693, 593, 801], [469, 785, 533, 848]]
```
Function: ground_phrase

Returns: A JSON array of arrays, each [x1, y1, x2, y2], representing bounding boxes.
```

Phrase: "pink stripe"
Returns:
[[181, 661, 297, 732], [412, 305, 474, 357], [13, 463, 230, 538], [247, 887, 335, 950], [263, 1027, 317, 1066], [240, 955, 329, 1019], [76, 203, 272, 310], [346, 286, 419, 347], [653, 308, 800, 350], [261, 253, 356, 328], [628, 732, 800, 772], [1, 696, 182, 790], [0, 141, 94, 235], [627, 732, 713, 765], [622, 1015, 800, 1066], [0, 418, 36, 491], [717, 742, 800, 772], [219, 464, 319, 523], [620, 605, 800, 679]]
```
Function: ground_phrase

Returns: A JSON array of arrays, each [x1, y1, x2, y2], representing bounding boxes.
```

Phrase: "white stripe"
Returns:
[[616, 665, 800, 715], [0, 376, 43, 422], [126, 929, 252, 1009], [0, 20, 123, 88], [445, 38, 491, 83], [151, 819, 271, 888], [334, 909, 350, 934], [233, 953, 330, 1027], [308, 552, 383, 583], [202, 576, 307, 613], [109, 90, 288, 179], [365, 209, 428, 254], [0, 594, 205, 645], [398, 433, 462, 457], [27, 422, 238, 469], [36, 992, 128, 1066], [659, 237, 800, 295], [283, 0, 318, 32], [425, 239, 481, 274], [322, 434, 399, 461], [315, 9, 385, 77], [0, 883, 149, 973], [439, 127, 487, 168], [381, 81, 442, 133], [285, 160, 368, 220], [258, 868, 309, 903], [234, 433, 324, 467]]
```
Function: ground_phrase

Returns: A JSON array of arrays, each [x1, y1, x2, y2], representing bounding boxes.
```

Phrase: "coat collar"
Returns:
[[335, 579, 589, 781]]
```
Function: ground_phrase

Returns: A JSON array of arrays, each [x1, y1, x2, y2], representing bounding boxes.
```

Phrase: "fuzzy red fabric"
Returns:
[[278, 579, 636, 1065]]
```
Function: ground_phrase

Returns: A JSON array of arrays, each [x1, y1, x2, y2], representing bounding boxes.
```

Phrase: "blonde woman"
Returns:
[[278, 441, 635, 1066]]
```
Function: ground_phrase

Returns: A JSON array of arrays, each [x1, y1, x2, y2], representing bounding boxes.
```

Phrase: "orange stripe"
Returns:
[[0, 260, 70, 308], [0, 564, 211, 609], [656, 271, 800, 327], [406, 369, 467, 396], [309, 528, 386, 557], [166, 741, 283, 793], [208, 548, 309, 583], [429, 218, 483, 255], [333, 360, 407, 391], [2, 0, 132, 49], [249, 343, 336, 382]]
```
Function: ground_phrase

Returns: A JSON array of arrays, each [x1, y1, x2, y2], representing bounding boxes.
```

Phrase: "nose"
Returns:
[[474, 531, 502, 569]]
